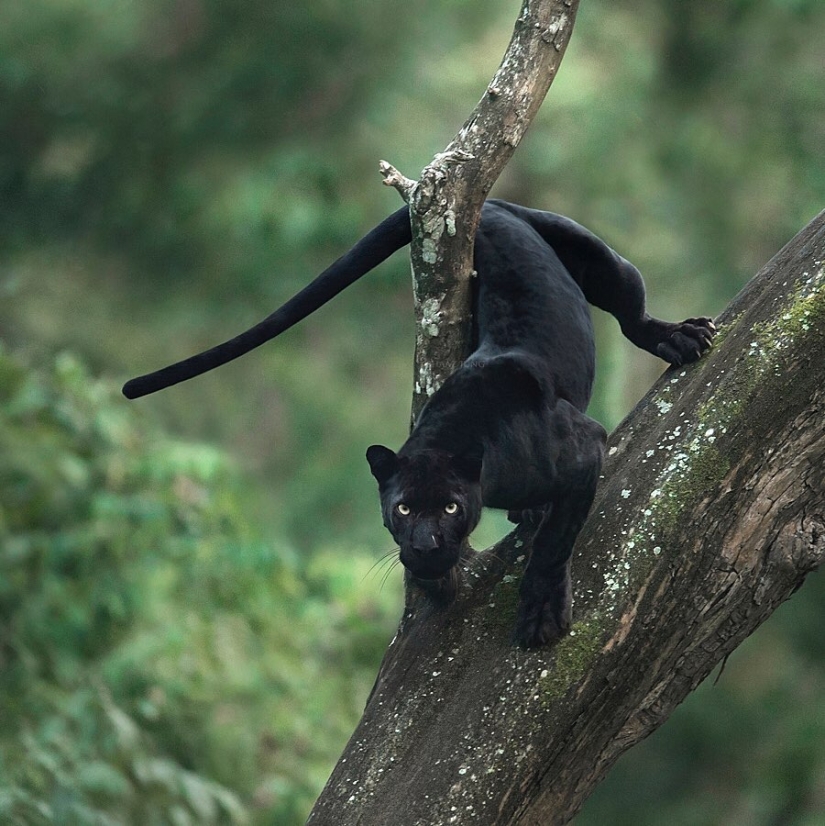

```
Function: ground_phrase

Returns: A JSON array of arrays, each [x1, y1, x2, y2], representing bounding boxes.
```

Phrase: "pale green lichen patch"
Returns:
[[596, 419, 731, 614], [414, 360, 439, 397], [421, 236, 438, 264], [597, 263, 824, 615], [749, 265, 825, 359], [695, 261, 825, 429], [539, 617, 604, 703], [444, 209, 457, 237], [420, 296, 443, 338]]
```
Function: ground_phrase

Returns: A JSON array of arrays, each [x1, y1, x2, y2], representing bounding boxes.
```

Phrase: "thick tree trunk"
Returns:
[[308, 214, 825, 824]]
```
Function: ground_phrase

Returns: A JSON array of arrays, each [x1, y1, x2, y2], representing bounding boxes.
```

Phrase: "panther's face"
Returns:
[[366, 445, 483, 581]]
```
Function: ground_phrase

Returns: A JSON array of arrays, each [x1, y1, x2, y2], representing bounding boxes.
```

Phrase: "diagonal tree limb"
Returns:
[[309, 213, 825, 824]]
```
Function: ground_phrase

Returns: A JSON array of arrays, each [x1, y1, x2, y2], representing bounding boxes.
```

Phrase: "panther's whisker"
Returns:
[[363, 547, 401, 581], [379, 558, 403, 591]]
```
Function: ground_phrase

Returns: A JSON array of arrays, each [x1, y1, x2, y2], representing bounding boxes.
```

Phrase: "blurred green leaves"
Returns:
[[0, 347, 401, 823]]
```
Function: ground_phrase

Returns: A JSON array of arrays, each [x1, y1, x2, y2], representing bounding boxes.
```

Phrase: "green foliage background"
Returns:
[[1, 0, 823, 822]]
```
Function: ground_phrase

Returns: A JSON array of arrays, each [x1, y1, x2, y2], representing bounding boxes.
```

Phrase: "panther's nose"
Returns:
[[412, 533, 439, 556]]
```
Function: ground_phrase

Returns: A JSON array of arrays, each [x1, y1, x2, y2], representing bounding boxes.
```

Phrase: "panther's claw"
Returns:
[[657, 316, 717, 366]]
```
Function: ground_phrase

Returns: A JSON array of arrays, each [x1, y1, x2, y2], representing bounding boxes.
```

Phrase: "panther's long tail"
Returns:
[[123, 207, 411, 399]]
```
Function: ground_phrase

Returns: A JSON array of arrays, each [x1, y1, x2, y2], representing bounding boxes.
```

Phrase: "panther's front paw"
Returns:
[[656, 317, 716, 366], [513, 593, 571, 649]]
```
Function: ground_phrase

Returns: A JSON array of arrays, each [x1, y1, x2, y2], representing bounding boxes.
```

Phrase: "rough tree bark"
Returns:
[[307, 0, 825, 821]]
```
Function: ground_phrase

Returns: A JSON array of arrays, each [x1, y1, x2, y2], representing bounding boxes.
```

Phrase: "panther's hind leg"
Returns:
[[513, 400, 605, 649]]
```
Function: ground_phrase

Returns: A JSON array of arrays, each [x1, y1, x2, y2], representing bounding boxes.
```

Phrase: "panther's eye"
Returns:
[[444, 503, 459, 515], [396, 503, 410, 516]]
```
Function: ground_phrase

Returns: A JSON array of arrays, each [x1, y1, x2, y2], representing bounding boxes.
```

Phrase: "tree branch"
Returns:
[[383, 0, 580, 418], [379, 161, 417, 204], [309, 213, 825, 824]]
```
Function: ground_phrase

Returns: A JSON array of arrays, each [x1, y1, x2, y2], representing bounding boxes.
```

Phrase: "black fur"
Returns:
[[124, 200, 715, 647]]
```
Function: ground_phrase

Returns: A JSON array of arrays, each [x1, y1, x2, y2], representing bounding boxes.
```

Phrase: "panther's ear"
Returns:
[[366, 445, 399, 484], [452, 454, 482, 483]]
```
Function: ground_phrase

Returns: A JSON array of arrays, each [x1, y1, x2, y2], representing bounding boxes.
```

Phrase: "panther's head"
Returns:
[[366, 445, 483, 581]]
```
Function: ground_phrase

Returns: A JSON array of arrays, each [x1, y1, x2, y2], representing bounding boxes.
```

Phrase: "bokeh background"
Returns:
[[2, 0, 824, 823]]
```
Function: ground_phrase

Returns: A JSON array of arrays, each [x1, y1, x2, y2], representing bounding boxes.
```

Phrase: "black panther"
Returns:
[[124, 200, 715, 647]]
